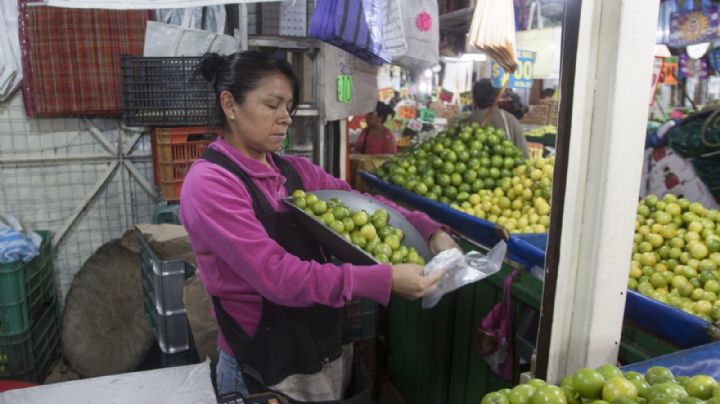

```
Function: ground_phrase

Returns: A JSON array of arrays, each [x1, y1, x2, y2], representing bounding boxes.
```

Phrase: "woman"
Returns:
[[462, 79, 529, 156], [352, 102, 397, 154], [180, 51, 458, 402]]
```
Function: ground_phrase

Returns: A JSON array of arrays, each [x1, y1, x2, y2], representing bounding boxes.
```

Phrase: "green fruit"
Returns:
[[330, 220, 345, 233], [602, 376, 638, 402], [320, 212, 335, 225], [648, 382, 688, 401], [597, 365, 624, 381], [342, 217, 356, 233], [686, 375, 718, 399], [509, 385, 536, 404], [573, 368, 606, 399], [528, 379, 548, 389], [532, 385, 568, 404], [483, 392, 511, 404], [312, 200, 328, 215], [353, 211, 369, 226], [360, 224, 377, 241], [645, 367, 675, 385], [350, 231, 367, 248], [384, 234, 401, 250]]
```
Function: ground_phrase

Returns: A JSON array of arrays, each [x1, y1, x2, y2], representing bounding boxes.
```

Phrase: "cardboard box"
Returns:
[[349, 154, 393, 193]]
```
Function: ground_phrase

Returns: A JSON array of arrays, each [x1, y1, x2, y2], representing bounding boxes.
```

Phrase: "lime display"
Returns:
[[481, 367, 717, 404], [376, 123, 553, 234], [629, 195, 720, 321], [293, 194, 425, 265]]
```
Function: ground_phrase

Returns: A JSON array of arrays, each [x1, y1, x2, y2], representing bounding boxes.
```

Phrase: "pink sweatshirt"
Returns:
[[179, 138, 443, 354]]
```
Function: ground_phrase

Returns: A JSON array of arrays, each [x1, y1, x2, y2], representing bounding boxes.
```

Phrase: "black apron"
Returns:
[[201, 148, 371, 404]]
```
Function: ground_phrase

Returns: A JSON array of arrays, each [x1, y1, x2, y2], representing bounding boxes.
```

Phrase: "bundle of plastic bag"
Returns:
[[468, 0, 517, 73], [422, 241, 507, 309]]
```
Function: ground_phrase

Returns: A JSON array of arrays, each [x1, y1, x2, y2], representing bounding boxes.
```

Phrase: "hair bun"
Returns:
[[197, 53, 227, 83]]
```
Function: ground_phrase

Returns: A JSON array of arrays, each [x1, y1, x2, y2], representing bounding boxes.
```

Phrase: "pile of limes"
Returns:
[[481, 365, 719, 404], [376, 123, 527, 204], [629, 194, 720, 322], [291, 190, 426, 265], [450, 156, 554, 234]]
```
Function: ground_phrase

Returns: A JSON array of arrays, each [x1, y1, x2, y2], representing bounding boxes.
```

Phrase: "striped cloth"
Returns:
[[0, 215, 41, 264], [18, 0, 150, 117]]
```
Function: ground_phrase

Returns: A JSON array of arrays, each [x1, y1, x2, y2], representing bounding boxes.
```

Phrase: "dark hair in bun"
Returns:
[[196, 51, 300, 127]]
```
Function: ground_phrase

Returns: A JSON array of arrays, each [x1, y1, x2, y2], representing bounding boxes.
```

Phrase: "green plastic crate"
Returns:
[[0, 231, 54, 336], [0, 301, 61, 382]]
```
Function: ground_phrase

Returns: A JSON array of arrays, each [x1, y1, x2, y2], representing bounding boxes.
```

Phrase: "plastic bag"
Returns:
[[421, 241, 506, 309]]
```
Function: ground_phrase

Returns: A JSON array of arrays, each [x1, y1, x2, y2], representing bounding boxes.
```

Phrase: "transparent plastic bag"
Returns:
[[422, 241, 507, 309]]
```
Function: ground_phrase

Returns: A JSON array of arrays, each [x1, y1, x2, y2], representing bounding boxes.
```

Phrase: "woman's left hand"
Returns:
[[429, 230, 460, 256]]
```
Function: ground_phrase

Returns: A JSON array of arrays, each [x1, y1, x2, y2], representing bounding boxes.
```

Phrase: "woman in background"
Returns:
[[353, 102, 397, 154]]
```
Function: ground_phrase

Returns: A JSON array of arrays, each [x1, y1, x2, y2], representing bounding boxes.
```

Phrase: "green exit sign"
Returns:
[[337, 75, 352, 103]]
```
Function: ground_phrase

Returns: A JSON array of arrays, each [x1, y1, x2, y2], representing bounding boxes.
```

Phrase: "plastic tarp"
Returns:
[[624, 290, 712, 349], [621, 341, 720, 380], [0, 360, 216, 404]]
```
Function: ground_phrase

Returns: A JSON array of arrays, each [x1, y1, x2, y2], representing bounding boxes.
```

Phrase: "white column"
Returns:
[[543, 0, 660, 382]]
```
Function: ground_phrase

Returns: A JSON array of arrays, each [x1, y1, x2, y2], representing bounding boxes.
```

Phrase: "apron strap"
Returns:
[[201, 148, 306, 216]]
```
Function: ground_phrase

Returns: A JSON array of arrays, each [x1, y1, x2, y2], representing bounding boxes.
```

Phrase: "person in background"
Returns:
[[541, 88, 556, 99], [180, 51, 457, 402], [462, 79, 529, 156], [353, 102, 398, 154], [499, 88, 527, 120], [388, 90, 402, 108]]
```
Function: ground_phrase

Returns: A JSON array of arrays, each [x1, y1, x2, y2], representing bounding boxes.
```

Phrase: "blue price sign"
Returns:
[[491, 50, 536, 89]]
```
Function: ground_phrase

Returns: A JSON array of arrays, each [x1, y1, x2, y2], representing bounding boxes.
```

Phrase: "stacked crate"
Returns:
[[121, 56, 223, 203], [346, 299, 377, 381], [0, 231, 61, 382], [136, 230, 199, 367]]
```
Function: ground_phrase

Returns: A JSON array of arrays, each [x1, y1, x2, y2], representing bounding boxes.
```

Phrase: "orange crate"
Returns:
[[152, 127, 222, 201]]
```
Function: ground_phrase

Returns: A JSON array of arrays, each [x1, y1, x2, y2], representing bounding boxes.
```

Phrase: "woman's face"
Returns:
[[365, 112, 381, 128], [222, 72, 294, 154]]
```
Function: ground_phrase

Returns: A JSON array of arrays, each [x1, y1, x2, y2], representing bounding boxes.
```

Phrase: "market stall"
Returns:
[[2, 0, 719, 403]]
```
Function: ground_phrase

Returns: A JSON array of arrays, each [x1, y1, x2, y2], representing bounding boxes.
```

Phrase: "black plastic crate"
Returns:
[[121, 56, 218, 127]]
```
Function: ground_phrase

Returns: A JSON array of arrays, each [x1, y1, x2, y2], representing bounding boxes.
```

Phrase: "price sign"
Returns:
[[419, 108, 436, 123], [378, 87, 394, 101], [661, 56, 678, 85], [337, 76, 352, 103], [491, 50, 536, 89], [439, 88, 454, 103], [399, 105, 417, 119]]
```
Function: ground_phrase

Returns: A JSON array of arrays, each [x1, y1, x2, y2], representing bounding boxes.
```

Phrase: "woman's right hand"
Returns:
[[391, 264, 446, 300]]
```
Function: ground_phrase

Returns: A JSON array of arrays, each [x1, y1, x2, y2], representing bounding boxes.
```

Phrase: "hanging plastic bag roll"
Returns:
[[421, 241, 507, 309]]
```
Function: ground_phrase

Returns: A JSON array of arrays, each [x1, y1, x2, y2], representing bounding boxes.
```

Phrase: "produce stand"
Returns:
[[362, 171, 716, 347], [621, 341, 720, 379], [363, 171, 720, 403]]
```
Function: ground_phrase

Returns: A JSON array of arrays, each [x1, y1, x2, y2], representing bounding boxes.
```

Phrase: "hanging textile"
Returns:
[[308, 0, 390, 65], [391, 0, 439, 71], [18, 0, 150, 116], [45, 0, 277, 10]]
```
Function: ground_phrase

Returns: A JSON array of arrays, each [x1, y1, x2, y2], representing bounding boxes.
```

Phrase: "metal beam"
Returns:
[[536, 0, 661, 382], [83, 119, 117, 155], [123, 159, 159, 198], [52, 162, 119, 250], [0, 153, 151, 166]]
